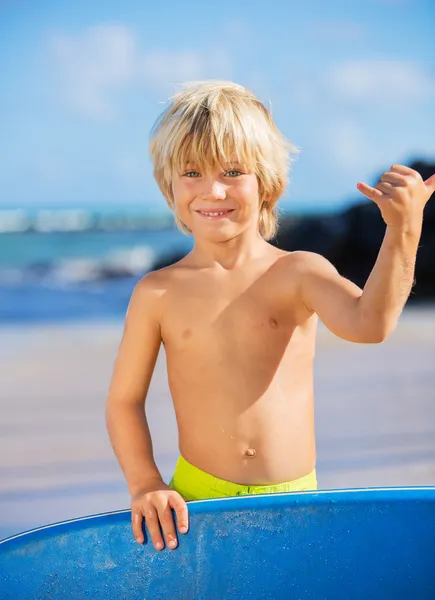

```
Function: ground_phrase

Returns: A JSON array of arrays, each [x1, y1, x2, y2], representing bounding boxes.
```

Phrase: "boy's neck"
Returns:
[[188, 232, 272, 271]]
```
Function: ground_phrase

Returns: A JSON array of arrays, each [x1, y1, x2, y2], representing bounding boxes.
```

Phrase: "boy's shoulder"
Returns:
[[132, 258, 186, 299], [127, 266, 178, 325], [277, 250, 335, 275], [134, 265, 172, 294]]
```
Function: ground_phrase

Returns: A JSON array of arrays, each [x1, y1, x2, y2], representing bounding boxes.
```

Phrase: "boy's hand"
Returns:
[[356, 164, 435, 232], [130, 480, 189, 550]]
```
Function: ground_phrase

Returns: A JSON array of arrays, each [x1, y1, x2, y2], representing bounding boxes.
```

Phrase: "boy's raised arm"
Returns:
[[298, 165, 435, 344], [297, 253, 366, 342], [105, 274, 164, 495]]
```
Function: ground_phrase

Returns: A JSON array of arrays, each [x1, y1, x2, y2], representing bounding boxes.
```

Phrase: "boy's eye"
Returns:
[[183, 169, 243, 178]]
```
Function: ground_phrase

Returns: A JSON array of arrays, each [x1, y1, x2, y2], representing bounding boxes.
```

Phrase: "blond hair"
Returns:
[[149, 80, 299, 240]]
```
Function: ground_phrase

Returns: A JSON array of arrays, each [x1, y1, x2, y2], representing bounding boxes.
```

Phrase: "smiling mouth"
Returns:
[[195, 209, 235, 219]]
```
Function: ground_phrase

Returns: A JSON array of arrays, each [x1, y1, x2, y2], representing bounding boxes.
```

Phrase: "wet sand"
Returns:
[[1, 306, 434, 539]]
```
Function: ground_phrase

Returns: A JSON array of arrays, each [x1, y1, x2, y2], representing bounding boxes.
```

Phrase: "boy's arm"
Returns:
[[298, 165, 435, 343], [106, 273, 164, 496]]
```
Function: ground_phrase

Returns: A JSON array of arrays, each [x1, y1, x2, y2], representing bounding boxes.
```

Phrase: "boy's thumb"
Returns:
[[424, 174, 435, 193]]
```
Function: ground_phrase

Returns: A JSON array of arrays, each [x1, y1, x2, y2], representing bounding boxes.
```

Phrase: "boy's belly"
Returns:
[[175, 388, 316, 486], [166, 313, 318, 486]]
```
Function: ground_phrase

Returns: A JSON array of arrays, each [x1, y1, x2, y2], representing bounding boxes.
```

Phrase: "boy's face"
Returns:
[[171, 161, 261, 241]]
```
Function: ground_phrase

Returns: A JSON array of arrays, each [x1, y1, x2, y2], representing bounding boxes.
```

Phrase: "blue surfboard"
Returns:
[[1, 487, 435, 599]]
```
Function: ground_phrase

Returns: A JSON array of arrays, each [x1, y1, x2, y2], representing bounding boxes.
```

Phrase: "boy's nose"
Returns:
[[203, 180, 226, 200]]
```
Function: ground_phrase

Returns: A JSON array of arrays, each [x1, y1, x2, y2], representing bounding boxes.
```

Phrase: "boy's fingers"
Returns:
[[131, 492, 188, 550], [390, 164, 416, 176], [170, 494, 189, 533], [144, 506, 165, 550], [131, 510, 144, 544], [380, 172, 407, 186], [356, 182, 383, 202], [157, 504, 179, 549]]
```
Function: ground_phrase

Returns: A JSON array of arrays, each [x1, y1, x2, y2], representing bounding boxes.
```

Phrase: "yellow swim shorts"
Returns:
[[168, 455, 317, 501]]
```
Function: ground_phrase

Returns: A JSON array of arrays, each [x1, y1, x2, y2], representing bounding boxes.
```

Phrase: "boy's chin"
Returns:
[[192, 224, 238, 242]]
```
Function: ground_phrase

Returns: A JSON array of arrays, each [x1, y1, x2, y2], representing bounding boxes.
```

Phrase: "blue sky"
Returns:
[[0, 0, 434, 214]]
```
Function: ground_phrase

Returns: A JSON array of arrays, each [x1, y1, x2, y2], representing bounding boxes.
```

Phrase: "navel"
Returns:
[[181, 328, 192, 340], [244, 448, 257, 458]]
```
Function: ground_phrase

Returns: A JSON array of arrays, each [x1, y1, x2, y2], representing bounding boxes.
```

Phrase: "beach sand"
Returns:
[[1, 306, 434, 539]]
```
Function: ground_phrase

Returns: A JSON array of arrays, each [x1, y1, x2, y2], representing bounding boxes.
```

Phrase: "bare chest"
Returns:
[[160, 279, 307, 362]]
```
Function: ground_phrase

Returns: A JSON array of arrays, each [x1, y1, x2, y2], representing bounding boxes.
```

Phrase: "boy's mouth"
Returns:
[[195, 209, 234, 220]]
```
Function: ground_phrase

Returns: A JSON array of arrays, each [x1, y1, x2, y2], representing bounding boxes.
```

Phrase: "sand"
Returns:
[[1, 306, 434, 539]]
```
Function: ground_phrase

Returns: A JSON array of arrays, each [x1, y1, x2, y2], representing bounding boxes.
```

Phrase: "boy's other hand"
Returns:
[[356, 164, 435, 232], [130, 480, 189, 550]]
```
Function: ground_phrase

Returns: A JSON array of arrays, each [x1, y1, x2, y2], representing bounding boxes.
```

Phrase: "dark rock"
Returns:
[[274, 213, 349, 263]]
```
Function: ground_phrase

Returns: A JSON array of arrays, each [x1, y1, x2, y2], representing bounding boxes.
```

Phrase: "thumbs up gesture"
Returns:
[[356, 164, 435, 233]]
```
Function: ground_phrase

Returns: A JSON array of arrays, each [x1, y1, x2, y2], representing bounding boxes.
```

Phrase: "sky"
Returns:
[[0, 0, 434, 214]]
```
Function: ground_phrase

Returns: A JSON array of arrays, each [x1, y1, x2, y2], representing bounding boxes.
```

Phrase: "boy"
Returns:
[[105, 80, 434, 551]]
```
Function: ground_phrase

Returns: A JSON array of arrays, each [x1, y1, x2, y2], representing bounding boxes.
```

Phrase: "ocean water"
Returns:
[[0, 208, 193, 323]]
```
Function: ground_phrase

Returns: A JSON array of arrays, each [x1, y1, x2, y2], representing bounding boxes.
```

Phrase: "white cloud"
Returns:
[[327, 60, 435, 106], [48, 24, 232, 119], [290, 59, 435, 112], [49, 25, 137, 119]]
